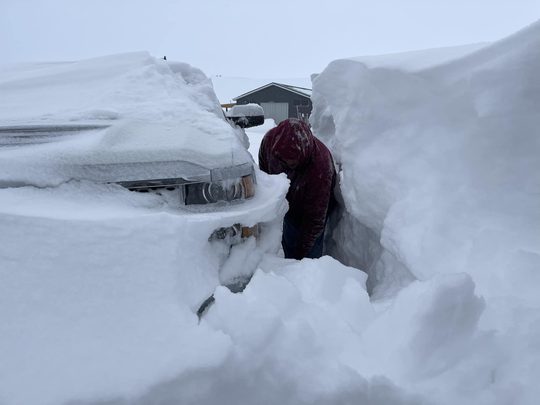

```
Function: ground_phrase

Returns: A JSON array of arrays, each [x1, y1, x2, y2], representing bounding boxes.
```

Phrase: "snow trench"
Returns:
[[2, 21, 540, 405], [325, 203, 414, 298], [314, 99, 416, 299]]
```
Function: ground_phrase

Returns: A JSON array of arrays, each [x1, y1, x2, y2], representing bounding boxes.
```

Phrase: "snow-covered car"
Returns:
[[226, 103, 265, 128], [0, 52, 290, 405], [0, 53, 292, 313], [0, 122, 257, 206], [0, 52, 286, 247]]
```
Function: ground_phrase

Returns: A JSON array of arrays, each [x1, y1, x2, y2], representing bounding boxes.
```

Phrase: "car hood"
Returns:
[[0, 119, 252, 187], [0, 52, 251, 186]]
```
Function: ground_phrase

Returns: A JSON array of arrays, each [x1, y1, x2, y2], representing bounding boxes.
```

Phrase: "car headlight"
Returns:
[[184, 174, 255, 205]]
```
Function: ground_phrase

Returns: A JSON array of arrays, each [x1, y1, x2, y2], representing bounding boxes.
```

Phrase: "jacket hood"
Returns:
[[265, 119, 315, 170]]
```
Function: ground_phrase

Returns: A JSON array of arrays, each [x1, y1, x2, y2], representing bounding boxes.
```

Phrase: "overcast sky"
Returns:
[[1, 0, 539, 78]]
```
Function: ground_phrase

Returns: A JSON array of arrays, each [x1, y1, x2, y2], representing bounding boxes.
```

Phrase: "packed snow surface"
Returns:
[[2, 20, 540, 405]]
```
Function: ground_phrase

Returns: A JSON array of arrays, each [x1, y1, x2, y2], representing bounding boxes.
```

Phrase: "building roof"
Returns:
[[233, 82, 312, 101]]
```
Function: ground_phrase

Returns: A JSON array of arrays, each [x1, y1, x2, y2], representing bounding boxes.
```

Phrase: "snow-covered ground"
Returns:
[[1, 19, 539, 405]]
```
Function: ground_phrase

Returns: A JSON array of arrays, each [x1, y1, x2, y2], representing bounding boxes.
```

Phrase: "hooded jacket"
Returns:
[[259, 118, 336, 259]]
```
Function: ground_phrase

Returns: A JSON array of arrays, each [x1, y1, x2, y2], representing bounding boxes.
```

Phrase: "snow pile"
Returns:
[[311, 20, 540, 403], [101, 255, 430, 405], [0, 171, 289, 405]]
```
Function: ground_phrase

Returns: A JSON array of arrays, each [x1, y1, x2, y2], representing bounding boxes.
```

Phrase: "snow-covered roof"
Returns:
[[211, 76, 312, 104], [280, 84, 312, 97], [233, 82, 312, 101]]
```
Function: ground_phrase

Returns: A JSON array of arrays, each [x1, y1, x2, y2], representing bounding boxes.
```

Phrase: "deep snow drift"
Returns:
[[312, 19, 540, 404], [2, 21, 540, 405], [0, 173, 289, 405]]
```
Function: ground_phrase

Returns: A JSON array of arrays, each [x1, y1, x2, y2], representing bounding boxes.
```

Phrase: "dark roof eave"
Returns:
[[233, 82, 312, 101]]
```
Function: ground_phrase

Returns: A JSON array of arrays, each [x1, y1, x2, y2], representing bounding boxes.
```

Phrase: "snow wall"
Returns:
[[311, 19, 540, 404]]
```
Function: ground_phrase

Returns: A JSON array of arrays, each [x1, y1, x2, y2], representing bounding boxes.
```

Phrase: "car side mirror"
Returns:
[[227, 104, 265, 128]]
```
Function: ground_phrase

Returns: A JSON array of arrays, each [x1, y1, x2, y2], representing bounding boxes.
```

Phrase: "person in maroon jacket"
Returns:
[[259, 118, 336, 260]]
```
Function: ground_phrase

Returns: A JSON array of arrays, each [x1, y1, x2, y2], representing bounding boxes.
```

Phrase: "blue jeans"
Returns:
[[282, 217, 324, 259]]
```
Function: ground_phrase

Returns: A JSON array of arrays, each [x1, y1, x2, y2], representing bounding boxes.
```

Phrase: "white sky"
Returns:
[[1, 0, 539, 78]]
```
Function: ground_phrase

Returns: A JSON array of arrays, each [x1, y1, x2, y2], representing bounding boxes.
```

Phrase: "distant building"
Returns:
[[233, 82, 312, 124]]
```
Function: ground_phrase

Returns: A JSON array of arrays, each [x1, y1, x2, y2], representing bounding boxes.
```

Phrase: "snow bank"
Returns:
[[311, 20, 540, 404], [0, 170, 288, 405], [119, 256, 428, 405]]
